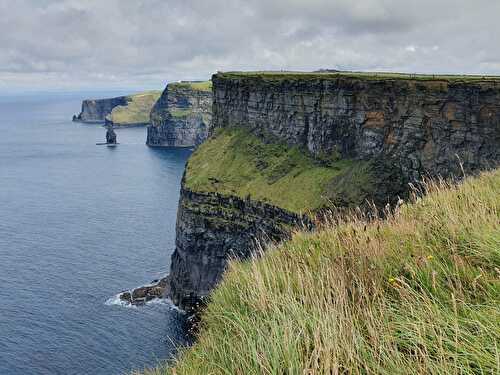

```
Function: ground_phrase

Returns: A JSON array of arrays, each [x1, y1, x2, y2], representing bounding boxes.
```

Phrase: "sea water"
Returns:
[[0, 92, 191, 374]]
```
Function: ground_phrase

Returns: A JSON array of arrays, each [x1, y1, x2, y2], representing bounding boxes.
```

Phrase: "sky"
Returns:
[[1, 0, 500, 91]]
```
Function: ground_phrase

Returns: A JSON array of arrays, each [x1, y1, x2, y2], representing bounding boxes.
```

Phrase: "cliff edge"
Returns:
[[147, 81, 212, 147], [167, 71, 500, 312], [158, 167, 500, 374]]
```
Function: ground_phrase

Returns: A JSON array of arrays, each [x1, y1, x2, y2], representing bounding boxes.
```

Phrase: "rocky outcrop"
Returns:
[[119, 276, 169, 306], [168, 72, 500, 312], [169, 183, 309, 312], [212, 73, 500, 181], [147, 82, 212, 147], [73, 96, 128, 123]]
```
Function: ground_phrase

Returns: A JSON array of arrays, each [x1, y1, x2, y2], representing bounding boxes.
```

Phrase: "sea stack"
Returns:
[[106, 126, 117, 144]]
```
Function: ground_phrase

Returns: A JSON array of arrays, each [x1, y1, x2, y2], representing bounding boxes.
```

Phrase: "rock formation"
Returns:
[[147, 81, 212, 147], [74, 91, 161, 126], [119, 277, 169, 306], [105, 126, 117, 144], [212, 73, 499, 181], [168, 72, 500, 311], [169, 185, 309, 311], [74, 96, 128, 123]]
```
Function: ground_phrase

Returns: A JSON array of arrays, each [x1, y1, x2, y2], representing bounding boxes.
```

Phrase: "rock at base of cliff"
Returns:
[[118, 276, 170, 306]]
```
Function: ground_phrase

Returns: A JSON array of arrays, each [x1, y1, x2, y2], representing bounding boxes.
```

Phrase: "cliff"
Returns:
[[74, 91, 161, 126], [168, 71, 500, 311], [147, 81, 212, 147], [212, 72, 500, 181], [157, 168, 500, 375], [74, 96, 128, 123], [169, 184, 308, 311]]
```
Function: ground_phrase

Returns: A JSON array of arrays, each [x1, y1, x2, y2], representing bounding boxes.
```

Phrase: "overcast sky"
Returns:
[[1, 0, 499, 91]]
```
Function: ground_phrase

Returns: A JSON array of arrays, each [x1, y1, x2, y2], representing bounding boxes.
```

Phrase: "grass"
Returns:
[[139, 168, 500, 375], [217, 71, 500, 83], [184, 127, 368, 213], [169, 81, 212, 92], [107, 91, 161, 125]]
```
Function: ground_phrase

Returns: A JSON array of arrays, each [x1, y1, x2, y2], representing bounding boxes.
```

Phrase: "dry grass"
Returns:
[[139, 168, 500, 374]]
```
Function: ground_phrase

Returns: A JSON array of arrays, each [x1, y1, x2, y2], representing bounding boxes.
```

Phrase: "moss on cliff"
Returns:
[[169, 81, 212, 92], [142, 168, 500, 375], [218, 71, 500, 83], [107, 91, 161, 125], [184, 127, 372, 213], [169, 108, 193, 118]]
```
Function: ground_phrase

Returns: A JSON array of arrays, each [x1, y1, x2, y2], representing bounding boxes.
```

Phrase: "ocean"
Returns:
[[0, 92, 191, 374]]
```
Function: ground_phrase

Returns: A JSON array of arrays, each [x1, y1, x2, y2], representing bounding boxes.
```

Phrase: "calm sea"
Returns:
[[0, 92, 191, 375]]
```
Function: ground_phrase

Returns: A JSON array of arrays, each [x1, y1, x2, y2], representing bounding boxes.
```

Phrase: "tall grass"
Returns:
[[140, 169, 500, 374]]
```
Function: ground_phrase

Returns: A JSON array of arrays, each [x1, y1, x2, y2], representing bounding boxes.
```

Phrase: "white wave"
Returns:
[[105, 292, 185, 313], [105, 292, 133, 308]]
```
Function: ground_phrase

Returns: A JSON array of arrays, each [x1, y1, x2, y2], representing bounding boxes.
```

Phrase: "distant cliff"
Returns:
[[74, 91, 161, 126], [147, 81, 212, 147], [168, 72, 500, 311], [74, 96, 127, 123]]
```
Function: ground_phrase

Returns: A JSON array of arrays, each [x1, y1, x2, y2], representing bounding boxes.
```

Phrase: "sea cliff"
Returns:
[[169, 182, 309, 311], [74, 91, 161, 126], [147, 81, 212, 147], [212, 72, 499, 180], [74, 96, 128, 123], [167, 72, 500, 311]]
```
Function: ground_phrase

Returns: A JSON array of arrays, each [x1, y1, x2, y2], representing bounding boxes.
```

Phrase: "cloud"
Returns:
[[0, 0, 499, 90]]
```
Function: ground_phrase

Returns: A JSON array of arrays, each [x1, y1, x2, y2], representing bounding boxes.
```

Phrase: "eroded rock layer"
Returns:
[[212, 73, 500, 180], [169, 184, 308, 311]]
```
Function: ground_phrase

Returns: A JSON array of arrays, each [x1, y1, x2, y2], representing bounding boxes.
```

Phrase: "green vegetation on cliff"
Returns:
[[170, 108, 193, 118], [169, 81, 212, 92], [107, 91, 161, 125], [218, 71, 500, 83], [185, 127, 371, 213], [142, 168, 500, 374]]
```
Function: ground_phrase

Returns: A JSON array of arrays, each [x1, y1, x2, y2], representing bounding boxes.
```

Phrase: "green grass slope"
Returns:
[[142, 168, 500, 374], [185, 127, 371, 213], [107, 91, 161, 125]]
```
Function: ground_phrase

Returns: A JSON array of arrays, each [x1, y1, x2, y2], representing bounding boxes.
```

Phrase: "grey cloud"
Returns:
[[0, 0, 499, 90]]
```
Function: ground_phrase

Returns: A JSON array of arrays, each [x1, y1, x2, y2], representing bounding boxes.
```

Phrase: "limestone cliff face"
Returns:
[[147, 83, 212, 147], [74, 96, 128, 123], [212, 74, 500, 181], [169, 73, 500, 311], [169, 182, 308, 311]]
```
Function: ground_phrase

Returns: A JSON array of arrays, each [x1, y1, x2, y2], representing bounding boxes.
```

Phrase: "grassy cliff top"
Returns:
[[168, 81, 212, 92], [184, 127, 371, 213], [107, 91, 161, 125], [142, 168, 500, 375], [216, 70, 500, 83]]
